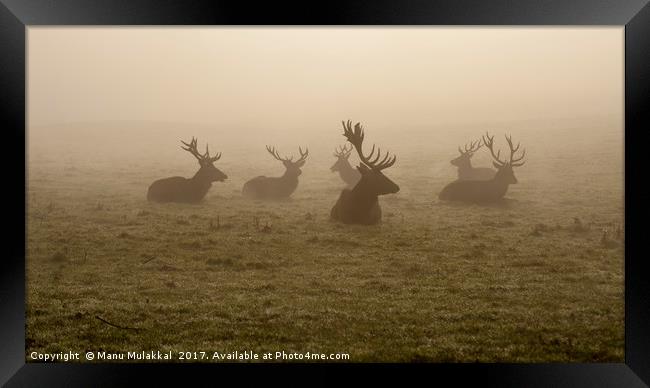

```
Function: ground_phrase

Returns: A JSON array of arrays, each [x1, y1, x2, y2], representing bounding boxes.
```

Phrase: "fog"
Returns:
[[29, 28, 621, 127], [26, 28, 625, 361], [27, 27, 623, 194]]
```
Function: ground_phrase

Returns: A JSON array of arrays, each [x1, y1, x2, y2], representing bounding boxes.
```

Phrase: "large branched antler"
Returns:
[[341, 120, 396, 171], [181, 137, 202, 160], [266, 145, 309, 164], [482, 132, 525, 167], [458, 139, 483, 155], [334, 144, 353, 158], [504, 135, 526, 167], [266, 145, 288, 162], [482, 132, 505, 166], [181, 137, 221, 162], [295, 146, 309, 163]]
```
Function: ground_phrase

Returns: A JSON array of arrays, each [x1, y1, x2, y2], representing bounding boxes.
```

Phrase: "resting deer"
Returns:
[[331, 144, 361, 187], [242, 146, 309, 200], [147, 137, 227, 203], [451, 139, 496, 181], [330, 120, 399, 225], [439, 132, 525, 203]]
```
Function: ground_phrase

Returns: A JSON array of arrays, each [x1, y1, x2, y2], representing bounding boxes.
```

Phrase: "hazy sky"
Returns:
[[28, 27, 623, 130]]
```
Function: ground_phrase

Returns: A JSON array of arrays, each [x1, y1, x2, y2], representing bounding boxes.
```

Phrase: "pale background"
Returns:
[[25, 27, 626, 363]]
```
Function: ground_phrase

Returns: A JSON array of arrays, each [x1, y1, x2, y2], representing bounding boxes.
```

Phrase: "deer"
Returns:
[[451, 139, 496, 181], [242, 146, 309, 200], [147, 137, 227, 203], [331, 144, 361, 187], [438, 132, 525, 203], [330, 120, 399, 225]]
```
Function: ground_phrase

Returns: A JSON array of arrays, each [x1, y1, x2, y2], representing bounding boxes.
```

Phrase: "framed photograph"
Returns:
[[2, 0, 649, 386]]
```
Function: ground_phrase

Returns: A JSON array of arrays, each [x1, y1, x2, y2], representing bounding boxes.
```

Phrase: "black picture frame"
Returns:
[[2, 1, 649, 386]]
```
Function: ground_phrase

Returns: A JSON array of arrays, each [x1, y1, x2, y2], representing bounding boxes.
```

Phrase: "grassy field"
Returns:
[[26, 119, 624, 362]]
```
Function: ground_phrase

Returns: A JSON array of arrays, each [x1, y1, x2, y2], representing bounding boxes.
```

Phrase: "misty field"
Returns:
[[26, 119, 624, 362]]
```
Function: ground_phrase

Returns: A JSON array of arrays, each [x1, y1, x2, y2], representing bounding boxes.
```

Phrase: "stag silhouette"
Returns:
[[451, 139, 496, 181], [331, 144, 361, 187], [242, 146, 309, 200], [147, 137, 227, 203], [330, 121, 399, 225], [439, 132, 525, 203]]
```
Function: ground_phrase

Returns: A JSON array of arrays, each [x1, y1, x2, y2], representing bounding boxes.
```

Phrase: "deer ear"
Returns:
[[493, 162, 502, 169], [295, 160, 306, 168]]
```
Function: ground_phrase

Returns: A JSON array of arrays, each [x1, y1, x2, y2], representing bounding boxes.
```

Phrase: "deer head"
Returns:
[[482, 132, 526, 184], [451, 139, 483, 168], [266, 145, 309, 177], [330, 144, 353, 172], [342, 120, 399, 195], [181, 137, 227, 182]]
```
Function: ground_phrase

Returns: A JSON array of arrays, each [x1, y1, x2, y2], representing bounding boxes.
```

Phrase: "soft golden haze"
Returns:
[[28, 27, 622, 130], [26, 27, 625, 363]]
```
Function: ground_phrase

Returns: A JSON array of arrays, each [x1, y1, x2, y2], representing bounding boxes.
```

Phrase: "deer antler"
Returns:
[[482, 132, 525, 167], [482, 132, 506, 167], [341, 120, 396, 171], [181, 137, 221, 162], [334, 144, 353, 157], [266, 145, 289, 162], [181, 137, 203, 161], [295, 146, 309, 163], [459, 139, 483, 155], [266, 146, 308, 163], [504, 134, 526, 167], [203, 143, 221, 162]]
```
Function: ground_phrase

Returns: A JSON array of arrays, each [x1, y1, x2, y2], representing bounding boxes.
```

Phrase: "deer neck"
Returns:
[[458, 158, 473, 171], [350, 180, 379, 206], [490, 174, 512, 194], [281, 169, 299, 181], [457, 160, 474, 179], [342, 160, 356, 173], [279, 169, 300, 194], [191, 168, 213, 186]]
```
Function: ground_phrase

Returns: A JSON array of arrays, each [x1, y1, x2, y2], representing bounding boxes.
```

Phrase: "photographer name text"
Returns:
[[29, 350, 350, 362]]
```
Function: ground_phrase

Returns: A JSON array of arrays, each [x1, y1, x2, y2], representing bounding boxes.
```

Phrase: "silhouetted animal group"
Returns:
[[147, 120, 526, 225]]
